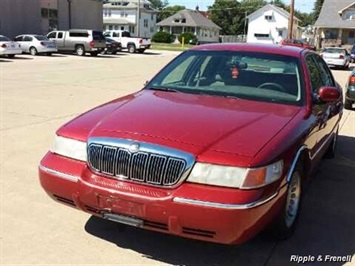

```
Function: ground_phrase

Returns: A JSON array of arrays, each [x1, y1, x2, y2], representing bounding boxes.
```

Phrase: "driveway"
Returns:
[[1, 52, 354, 266]]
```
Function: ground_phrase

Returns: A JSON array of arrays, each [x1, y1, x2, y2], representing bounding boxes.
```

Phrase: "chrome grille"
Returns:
[[87, 141, 191, 187]]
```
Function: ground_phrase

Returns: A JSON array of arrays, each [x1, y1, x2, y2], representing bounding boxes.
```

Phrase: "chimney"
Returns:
[[195, 5, 199, 11]]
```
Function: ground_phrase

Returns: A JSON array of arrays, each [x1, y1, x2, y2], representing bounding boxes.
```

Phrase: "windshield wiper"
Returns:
[[148, 86, 179, 92]]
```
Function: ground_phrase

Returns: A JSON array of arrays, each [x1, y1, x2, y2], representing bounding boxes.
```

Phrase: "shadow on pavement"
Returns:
[[85, 135, 355, 266], [0, 59, 13, 63], [12, 56, 33, 60]]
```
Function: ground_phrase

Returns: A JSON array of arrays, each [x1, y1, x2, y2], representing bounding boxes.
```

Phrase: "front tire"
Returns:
[[269, 166, 303, 240], [30, 47, 38, 56], [75, 45, 85, 56]]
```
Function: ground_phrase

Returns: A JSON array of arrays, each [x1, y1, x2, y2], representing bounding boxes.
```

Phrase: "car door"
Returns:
[[22, 35, 33, 52], [55, 32, 65, 50], [305, 53, 338, 160], [14, 36, 25, 52]]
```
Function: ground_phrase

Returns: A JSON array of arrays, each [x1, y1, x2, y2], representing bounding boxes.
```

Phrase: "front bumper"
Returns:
[[39, 152, 286, 244]]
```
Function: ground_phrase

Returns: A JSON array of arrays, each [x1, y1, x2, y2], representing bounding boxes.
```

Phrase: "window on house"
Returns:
[[41, 8, 48, 18], [109, 25, 113, 30], [174, 19, 180, 23], [144, 19, 148, 28], [121, 12, 124, 17], [265, 15, 272, 21], [181, 18, 186, 23], [151, 14, 154, 21], [108, 9, 111, 17], [121, 26, 124, 30]]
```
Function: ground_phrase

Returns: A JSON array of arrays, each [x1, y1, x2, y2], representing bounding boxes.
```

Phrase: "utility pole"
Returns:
[[288, 0, 295, 39], [136, 0, 140, 37], [67, 0, 72, 29]]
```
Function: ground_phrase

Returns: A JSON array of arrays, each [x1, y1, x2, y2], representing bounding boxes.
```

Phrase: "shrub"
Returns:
[[178, 32, 198, 45], [152, 31, 173, 43]]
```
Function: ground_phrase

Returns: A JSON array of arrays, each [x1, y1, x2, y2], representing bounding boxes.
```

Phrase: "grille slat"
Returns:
[[88, 143, 188, 187]]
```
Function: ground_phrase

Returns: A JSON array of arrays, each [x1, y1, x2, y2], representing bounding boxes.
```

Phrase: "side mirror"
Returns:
[[318, 86, 341, 102]]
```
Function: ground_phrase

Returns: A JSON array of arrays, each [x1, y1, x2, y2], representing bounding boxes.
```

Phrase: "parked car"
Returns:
[[102, 37, 122, 55], [104, 30, 151, 53], [320, 47, 351, 69], [39, 43, 343, 245], [280, 39, 316, 51], [350, 44, 355, 63], [47, 29, 106, 56], [14, 34, 57, 56], [344, 68, 355, 109], [0, 35, 22, 58]]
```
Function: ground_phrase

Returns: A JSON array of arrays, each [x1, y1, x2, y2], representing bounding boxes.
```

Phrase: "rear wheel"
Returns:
[[344, 99, 353, 110], [138, 49, 145, 53], [127, 44, 136, 53], [269, 165, 303, 240], [75, 45, 85, 56], [30, 47, 38, 56], [90, 52, 98, 56]]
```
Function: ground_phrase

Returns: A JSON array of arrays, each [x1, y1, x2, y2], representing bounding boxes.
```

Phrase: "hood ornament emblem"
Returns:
[[129, 142, 140, 153]]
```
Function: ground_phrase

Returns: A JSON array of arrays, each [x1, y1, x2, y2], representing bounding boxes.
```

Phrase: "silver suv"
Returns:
[[47, 29, 106, 56]]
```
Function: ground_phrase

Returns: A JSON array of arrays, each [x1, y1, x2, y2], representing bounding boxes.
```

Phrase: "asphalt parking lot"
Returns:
[[1, 51, 354, 266]]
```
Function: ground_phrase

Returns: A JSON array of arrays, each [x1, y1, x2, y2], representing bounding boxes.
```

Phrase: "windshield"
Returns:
[[323, 48, 346, 54], [146, 50, 304, 105], [34, 35, 49, 41]]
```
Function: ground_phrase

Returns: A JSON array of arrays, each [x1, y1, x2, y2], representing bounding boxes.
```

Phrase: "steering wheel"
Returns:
[[258, 82, 286, 92]]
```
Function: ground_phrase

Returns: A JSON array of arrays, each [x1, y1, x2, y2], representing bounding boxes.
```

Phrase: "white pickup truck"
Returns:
[[104, 30, 151, 53]]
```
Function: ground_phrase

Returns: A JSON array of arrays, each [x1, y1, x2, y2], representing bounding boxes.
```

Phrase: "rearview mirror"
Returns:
[[318, 86, 341, 102]]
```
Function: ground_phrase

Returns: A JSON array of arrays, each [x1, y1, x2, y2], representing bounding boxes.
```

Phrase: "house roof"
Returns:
[[157, 9, 221, 30], [314, 0, 355, 29], [247, 4, 300, 22], [103, 0, 156, 11]]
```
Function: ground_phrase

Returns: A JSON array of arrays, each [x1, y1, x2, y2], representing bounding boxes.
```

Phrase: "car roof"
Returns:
[[190, 43, 305, 57]]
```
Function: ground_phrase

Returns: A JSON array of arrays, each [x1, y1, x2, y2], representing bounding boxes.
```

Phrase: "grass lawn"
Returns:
[[150, 42, 195, 51]]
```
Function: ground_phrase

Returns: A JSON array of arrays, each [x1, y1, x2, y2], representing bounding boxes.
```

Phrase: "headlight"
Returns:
[[50, 135, 87, 161], [187, 160, 284, 189]]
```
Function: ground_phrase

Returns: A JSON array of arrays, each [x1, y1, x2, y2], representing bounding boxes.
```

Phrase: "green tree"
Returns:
[[312, 0, 324, 21], [149, 0, 168, 10], [159, 5, 185, 22], [209, 0, 241, 35]]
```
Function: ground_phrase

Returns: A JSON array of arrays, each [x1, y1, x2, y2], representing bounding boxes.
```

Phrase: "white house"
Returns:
[[103, 0, 157, 38], [246, 4, 300, 44], [157, 8, 221, 44]]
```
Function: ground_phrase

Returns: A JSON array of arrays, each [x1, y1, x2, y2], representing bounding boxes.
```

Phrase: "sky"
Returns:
[[167, 0, 316, 14]]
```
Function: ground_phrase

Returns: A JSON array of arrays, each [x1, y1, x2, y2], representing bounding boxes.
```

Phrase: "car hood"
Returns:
[[81, 90, 301, 159]]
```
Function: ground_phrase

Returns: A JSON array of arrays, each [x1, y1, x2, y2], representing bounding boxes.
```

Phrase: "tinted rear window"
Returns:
[[69, 32, 89, 37], [0, 36, 11, 42], [323, 48, 346, 54], [93, 31, 105, 40], [34, 35, 49, 41], [121, 31, 131, 37]]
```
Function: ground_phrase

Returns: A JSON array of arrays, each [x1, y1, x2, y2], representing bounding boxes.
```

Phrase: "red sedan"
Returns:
[[39, 43, 343, 244]]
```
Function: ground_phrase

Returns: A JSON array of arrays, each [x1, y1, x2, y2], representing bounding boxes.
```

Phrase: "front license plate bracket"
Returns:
[[102, 212, 144, 227]]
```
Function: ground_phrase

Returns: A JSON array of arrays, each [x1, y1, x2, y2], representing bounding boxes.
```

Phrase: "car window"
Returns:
[[58, 32, 63, 39], [69, 32, 89, 37], [47, 32, 56, 38], [93, 31, 105, 40], [148, 50, 304, 106], [104, 32, 111, 37], [305, 54, 327, 94], [34, 35, 48, 41], [14, 36, 22, 42], [122, 31, 131, 37], [23, 36, 33, 42], [312, 54, 335, 87]]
